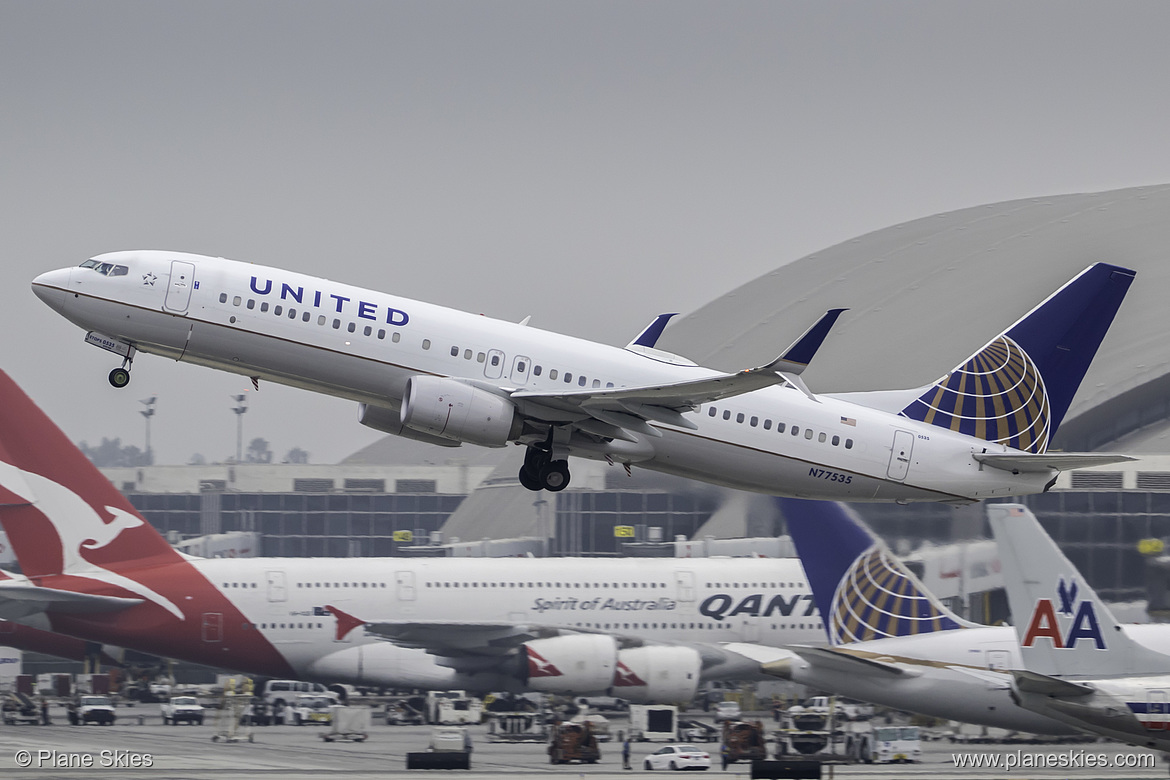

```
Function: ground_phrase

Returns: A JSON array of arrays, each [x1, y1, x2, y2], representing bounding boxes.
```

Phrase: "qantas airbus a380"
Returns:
[[33, 252, 1133, 500]]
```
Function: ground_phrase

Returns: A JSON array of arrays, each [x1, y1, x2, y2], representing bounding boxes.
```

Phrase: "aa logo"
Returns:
[[1021, 577, 1105, 650]]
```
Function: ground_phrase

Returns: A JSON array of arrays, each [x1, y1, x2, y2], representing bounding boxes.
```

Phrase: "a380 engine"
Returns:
[[519, 635, 618, 695], [613, 646, 702, 704], [399, 376, 521, 448]]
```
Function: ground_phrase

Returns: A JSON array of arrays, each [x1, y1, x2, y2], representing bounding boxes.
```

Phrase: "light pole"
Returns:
[[139, 396, 156, 465], [230, 394, 248, 463]]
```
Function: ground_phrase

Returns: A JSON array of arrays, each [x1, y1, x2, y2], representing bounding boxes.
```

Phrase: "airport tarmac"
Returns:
[[0, 707, 1162, 780]]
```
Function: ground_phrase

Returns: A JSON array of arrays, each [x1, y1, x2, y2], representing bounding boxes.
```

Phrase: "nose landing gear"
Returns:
[[108, 367, 131, 388]]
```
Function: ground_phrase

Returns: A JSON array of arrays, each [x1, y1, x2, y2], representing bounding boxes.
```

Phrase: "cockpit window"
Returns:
[[79, 260, 129, 276]]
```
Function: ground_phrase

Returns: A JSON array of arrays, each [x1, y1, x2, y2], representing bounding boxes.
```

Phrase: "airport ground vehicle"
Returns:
[[629, 704, 678, 742], [548, 721, 601, 764], [713, 701, 741, 723], [574, 696, 628, 712], [69, 695, 115, 725], [406, 727, 472, 769], [161, 695, 205, 725], [865, 726, 921, 764], [643, 744, 712, 771], [2, 693, 42, 725], [263, 680, 336, 708], [426, 690, 483, 724], [290, 694, 334, 726], [720, 721, 767, 768]]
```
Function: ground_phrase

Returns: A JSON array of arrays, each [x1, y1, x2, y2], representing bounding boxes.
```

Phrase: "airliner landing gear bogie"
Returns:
[[108, 367, 130, 388], [519, 446, 571, 492]]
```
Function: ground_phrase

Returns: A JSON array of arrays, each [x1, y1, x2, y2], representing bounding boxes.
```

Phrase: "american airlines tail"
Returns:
[[989, 503, 1170, 678], [778, 498, 974, 645], [840, 262, 1135, 453]]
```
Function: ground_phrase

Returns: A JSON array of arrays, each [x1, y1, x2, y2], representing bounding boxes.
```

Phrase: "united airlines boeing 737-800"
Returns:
[[33, 252, 1134, 501]]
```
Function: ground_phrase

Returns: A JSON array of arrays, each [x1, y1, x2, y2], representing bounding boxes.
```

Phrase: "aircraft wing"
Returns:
[[510, 310, 845, 439], [1011, 670, 1094, 697], [770, 645, 907, 678], [973, 452, 1136, 474], [0, 582, 142, 621]]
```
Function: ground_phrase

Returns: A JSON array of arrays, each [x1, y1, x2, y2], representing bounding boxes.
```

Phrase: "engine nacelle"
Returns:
[[358, 403, 464, 447], [613, 646, 702, 704], [400, 376, 519, 448], [521, 635, 618, 695]]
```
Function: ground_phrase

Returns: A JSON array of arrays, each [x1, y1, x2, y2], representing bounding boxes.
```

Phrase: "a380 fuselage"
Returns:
[[32, 251, 1054, 502]]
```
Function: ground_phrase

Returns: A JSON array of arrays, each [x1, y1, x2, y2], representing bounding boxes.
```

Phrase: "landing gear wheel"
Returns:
[[539, 460, 570, 492], [518, 466, 542, 491], [108, 367, 130, 388]]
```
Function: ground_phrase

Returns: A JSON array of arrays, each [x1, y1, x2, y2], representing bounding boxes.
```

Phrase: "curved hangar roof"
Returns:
[[657, 184, 1170, 453]]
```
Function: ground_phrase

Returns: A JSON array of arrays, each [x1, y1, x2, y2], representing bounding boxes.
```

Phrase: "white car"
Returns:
[[712, 701, 741, 723], [643, 744, 711, 771]]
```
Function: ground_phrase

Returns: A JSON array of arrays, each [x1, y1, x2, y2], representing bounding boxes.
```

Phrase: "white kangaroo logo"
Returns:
[[0, 461, 184, 620]]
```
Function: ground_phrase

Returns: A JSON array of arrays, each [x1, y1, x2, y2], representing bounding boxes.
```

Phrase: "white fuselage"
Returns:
[[730, 624, 1170, 737], [187, 554, 819, 690], [33, 251, 1055, 502]]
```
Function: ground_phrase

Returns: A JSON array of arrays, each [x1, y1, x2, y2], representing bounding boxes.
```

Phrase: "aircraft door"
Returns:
[[886, 430, 915, 480], [164, 260, 196, 313], [396, 571, 416, 601], [675, 571, 695, 602], [201, 613, 223, 643], [510, 355, 531, 385], [985, 650, 1011, 672], [484, 349, 505, 380], [1149, 690, 1168, 731], [266, 571, 287, 602], [739, 618, 760, 643]]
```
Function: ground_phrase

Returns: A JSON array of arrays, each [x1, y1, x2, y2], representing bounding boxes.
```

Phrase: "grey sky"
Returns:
[[3, 1, 1170, 465]]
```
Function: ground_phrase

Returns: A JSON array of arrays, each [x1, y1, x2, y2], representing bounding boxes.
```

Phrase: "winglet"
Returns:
[[326, 604, 366, 641], [627, 313, 679, 349], [766, 309, 847, 376]]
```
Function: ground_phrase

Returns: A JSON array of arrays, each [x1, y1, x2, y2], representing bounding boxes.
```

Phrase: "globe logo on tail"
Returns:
[[900, 335, 1051, 454], [828, 545, 963, 645]]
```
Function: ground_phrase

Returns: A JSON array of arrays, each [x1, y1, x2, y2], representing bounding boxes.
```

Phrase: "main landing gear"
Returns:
[[519, 445, 571, 492]]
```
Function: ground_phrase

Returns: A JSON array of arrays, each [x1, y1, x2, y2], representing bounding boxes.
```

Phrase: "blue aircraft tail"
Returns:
[[779, 498, 972, 645], [898, 263, 1134, 453]]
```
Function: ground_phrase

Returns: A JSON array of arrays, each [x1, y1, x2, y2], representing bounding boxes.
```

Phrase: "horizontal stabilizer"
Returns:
[[1011, 670, 1094, 697], [974, 452, 1137, 474]]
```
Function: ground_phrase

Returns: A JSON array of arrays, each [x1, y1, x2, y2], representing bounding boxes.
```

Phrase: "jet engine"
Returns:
[[612, 646, 702, 704], [400, 376, 520, 448], [519, 635, 618, 694]]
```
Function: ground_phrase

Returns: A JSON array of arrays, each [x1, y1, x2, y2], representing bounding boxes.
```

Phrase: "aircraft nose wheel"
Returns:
[[108, 367, 131, 388]]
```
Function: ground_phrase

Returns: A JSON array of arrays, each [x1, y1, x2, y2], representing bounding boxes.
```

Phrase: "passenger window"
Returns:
[[363, 325, 372, 336], [606, 382, 614, 388], [422, 339, 431, 349], [805, 429, 814, 440], [579, 376, 587, 386], [274, 305, 283, 316], [392, 332, 401, 343], [378, 329, 386, 339], [564, 372, 572, 383], [818, 432, 827, 443], [845, 439, 854, 449], [219, 293, 228, 303], [477, 352, 485, 363], [533, 365, 541, 376], [750, 416, 758, 427], [260, 302, 269, 313], [764, 419, 772, 430], [288, 308, 296, 318], [450, 346, 459, 357], [465, 349, 473, 360], [722, 410, 731, 420], [247, 299, 256, 310], [832, 435, 840, 446], [791, 426, 799, 435], [347, 322, 356, 333], [736, 413, 744, 423], [303, 311, 311, 322], [708, 407, 717, 417], [318, 315, 326, 326], [332, 319, 341, 329], [491, 354, 500, 366], [233, 296, 242, 306], [549, 369, 558, 380], [777, 422, 786, 433], [592, 379, 600, 388]]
